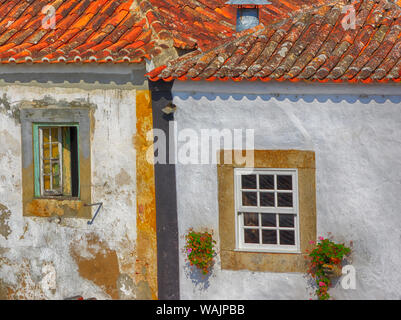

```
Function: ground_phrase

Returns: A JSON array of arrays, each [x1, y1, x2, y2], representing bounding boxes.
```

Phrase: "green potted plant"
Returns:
[[184, 229, 216, 275], [306, 236, 351, 300]]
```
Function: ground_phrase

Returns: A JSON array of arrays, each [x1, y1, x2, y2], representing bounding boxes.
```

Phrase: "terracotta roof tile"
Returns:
[[0, 0, 153, 64], [139, 0, 332, 50], [2, 0, 400, 68], [148, 0, 401, 82]]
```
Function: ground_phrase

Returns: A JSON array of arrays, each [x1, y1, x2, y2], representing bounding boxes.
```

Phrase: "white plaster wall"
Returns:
[[173, 81, 401, 300], [0, 84, 137, 299]]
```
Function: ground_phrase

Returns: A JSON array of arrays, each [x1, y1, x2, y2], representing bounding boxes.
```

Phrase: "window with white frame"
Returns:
[[234, 168, 299, 253]]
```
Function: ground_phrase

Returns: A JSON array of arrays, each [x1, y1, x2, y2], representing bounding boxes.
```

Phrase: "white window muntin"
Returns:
[[234, 168, 300, 253]]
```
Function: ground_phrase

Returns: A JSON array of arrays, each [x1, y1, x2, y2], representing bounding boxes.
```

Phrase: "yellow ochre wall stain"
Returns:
[[70, 234, 120, 300], [135, 89, 158, 300]]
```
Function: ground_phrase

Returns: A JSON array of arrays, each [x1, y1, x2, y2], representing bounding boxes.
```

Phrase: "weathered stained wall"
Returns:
[[172, 81, 401, 300], [0, 83, 139, 299]]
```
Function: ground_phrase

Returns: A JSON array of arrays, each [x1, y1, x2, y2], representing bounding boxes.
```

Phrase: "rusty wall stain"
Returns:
[[70, 234, 120, 300], [135, 89, 158, 300], [0, 257, 46, 300], [26, 199, 84, 217], [0, 281, 12, 300]]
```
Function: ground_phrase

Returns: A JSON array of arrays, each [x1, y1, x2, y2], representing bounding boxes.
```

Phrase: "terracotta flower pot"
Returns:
[[322, 264, 343, 278]]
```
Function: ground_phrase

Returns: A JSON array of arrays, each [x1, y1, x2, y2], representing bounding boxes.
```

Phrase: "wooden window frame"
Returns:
[[33, 123, 80, 199], [235, 168, 300, 253]]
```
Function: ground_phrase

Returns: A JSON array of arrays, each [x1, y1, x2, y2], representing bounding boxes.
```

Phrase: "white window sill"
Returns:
[[234, 248, 301, 254]]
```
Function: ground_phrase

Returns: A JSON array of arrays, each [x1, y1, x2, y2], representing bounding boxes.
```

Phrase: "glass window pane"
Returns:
[[279, 214, 294, 228], [51, 128, 59, 141], [52, 143, 59, 158], [262, 230, 277, 244], [277, 175, 292, 190], [277, 193, 293, 207], [43, 143, 50, 159], [244, 229, 259, 244], [244, 213, 258, 226], [261, 213, 276, 227], [43, 160, 50, 174], [43, 129, 49, 143], [260, 192, 274, 207], [259, 175, 274, 189], [52, 162, 59, 176], [53, 175, 60, 189], [279, 230, 295, 245], [242, 192, 257, 206], [44, 175, 50, 190], [241, 175, 256, 189]]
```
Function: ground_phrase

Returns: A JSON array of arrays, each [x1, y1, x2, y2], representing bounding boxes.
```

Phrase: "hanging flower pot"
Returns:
[[184, 229, 216, 275], [322, 263, 342, 278], [306, 236, 351, 300]]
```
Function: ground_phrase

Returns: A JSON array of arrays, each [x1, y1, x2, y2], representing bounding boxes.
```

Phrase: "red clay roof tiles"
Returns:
[[148, 0, 401, 82], [140, 0, 332, 50], [0, 0, 154, 64], [0, 0, 340, 65], [1, 0, 400, 77]]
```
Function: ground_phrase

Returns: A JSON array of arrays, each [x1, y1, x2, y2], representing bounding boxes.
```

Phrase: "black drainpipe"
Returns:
[[149, 79, 180, 300]]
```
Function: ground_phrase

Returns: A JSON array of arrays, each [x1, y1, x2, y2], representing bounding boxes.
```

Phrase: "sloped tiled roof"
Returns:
[[0, 0, 155, 64], [0, 0, 342, 65], [139, 0, 333, 50], [148, 0, 401, 83]]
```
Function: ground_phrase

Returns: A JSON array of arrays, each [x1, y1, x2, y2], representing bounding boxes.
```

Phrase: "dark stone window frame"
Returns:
[[20, 107, 92, 218]]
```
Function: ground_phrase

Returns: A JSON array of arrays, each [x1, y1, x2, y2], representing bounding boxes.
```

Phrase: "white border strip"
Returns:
[[173, 80, 401, 96]]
